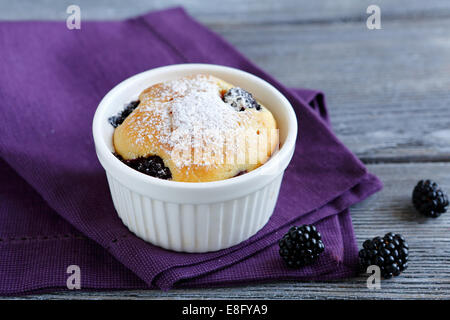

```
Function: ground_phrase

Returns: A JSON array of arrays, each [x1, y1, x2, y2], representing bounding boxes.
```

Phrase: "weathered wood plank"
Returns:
[[211, 19, 450, 162], [2, 0, 450, 23], [4, 162, 450, 299]]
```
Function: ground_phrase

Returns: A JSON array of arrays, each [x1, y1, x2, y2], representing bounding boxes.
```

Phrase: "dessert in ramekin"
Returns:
[[93, 64, 297, 252], [111, 74, 279, 182]]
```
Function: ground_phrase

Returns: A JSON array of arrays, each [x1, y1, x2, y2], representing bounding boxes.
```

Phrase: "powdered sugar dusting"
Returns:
[[128, 75, 249, 167]]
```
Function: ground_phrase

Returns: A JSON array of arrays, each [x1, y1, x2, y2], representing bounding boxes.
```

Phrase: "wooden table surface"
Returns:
[[2, 0, 450, 300]]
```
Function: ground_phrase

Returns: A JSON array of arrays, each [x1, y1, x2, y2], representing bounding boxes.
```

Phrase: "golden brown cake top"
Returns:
[[113, 74, 278, 182]]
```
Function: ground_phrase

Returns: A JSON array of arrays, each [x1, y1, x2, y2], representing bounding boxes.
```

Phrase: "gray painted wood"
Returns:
[[210, 18, 450, 163], [2, 0, 450, 23], [1, 0, 450, 299]]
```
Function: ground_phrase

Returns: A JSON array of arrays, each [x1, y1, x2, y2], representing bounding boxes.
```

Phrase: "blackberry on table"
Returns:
[[114, 154, 172, 180], [278, 224, 325, 268], [412, 180, 448, 218], [108, 100, 140, 128], [223, 87, 262, 111], [359, 232, 409, 279]]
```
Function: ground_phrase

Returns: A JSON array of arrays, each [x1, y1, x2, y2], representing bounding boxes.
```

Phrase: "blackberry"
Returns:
[[114, 154, 172, 180], [359, 233, 409, 279], [278, 225, 325, 268], [223, 87, 261, 111], [108, 100, 140, 128], [412, 180, 448, 218]]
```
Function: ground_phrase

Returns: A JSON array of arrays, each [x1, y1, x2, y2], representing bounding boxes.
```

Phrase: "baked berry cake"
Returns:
[[110, 74, 278, 182]]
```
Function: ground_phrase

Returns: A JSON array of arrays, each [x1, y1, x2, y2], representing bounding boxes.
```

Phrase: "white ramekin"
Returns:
[[92, 64, 297, 253]]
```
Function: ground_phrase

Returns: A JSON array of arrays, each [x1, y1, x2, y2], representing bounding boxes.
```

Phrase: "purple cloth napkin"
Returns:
[[0, 7, 382, 295]]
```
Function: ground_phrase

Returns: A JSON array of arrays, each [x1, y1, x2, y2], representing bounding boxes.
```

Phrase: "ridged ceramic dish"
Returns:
[[92, 64, 297, 252]]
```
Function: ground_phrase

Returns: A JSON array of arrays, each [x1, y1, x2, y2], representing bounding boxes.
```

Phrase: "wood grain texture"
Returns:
[[4, 163, 450, 300], [1, 0, 450, 299], [211, 19, 450, 163], [2, 0, 450, 23]]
